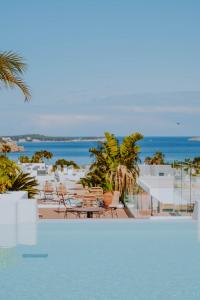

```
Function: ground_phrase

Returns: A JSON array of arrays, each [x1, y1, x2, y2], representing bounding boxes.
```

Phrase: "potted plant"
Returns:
[[103, 183, 113, 208]]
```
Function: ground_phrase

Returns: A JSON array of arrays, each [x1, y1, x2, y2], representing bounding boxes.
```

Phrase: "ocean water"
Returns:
[[0, 220, 200, 300], [7, 136, 200, 166]]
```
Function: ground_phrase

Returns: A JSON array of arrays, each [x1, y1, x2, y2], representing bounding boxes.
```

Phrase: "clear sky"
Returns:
[[0, 0, 200, 136]]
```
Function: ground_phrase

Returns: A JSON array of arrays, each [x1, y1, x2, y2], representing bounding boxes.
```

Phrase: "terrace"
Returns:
[[19, 163, 198, 220]]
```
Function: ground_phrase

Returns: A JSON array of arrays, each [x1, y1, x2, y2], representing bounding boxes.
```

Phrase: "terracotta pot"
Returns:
[[103, 192, 113, 208]]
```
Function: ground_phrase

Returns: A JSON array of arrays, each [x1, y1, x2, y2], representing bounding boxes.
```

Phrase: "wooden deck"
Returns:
[[38, 207, 129, 219]]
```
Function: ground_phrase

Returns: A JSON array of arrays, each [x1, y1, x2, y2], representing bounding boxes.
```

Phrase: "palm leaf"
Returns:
[[0, 51, 31, 101], [120, 133, 143, 159], [104, 132, 119, 158], [9, 172, 39, 198]]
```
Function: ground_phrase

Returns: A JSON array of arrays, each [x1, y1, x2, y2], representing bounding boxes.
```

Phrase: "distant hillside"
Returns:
[[1, 134, 104, 142]]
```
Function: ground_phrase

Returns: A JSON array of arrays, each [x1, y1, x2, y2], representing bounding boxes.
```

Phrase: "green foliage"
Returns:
[[19, 155, 31, 163], [19, 150, 53, 163], [80, 132, 143, 203], [189, 157, 200, 175], [144, 151, 165, 165], [9, 172, 38, 198], [0, 51, 31, 101], [32, 150, 53, 162], [52, 159, 80, 172], [0, 156, 38, 198], [172, 157, 200, 176], [0, 156, 19, 193]]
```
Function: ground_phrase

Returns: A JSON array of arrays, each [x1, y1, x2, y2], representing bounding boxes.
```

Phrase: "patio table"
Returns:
[[66, 207, 104, 218]]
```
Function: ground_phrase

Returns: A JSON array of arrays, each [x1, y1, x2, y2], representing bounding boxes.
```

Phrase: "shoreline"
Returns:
[[18, 139, 105, 143]]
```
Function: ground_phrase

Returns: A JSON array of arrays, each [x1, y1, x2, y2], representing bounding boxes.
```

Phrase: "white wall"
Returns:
[[0, 192, 38, 225], [138, 176, 174, 204]]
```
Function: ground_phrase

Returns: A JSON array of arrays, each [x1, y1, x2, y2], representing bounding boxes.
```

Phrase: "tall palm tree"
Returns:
[[81, 132, 143, 203], [0, 51, 31, 100]]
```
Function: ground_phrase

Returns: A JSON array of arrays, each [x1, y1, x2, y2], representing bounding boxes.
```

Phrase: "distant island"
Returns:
[[0, 134, 105, 143]]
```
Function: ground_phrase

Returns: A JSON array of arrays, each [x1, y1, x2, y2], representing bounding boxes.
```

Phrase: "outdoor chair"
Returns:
[[43, 181, 55, 201], [56, 183, 68, 197], [82, 196, 98, 207], [58, 194, 83, 218]]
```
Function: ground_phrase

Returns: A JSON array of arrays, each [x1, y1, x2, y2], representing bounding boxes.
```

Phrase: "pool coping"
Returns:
[[38, 216, 194, 223]]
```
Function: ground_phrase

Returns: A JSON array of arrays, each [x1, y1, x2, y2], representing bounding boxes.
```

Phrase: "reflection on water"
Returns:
[[193, 201, 200, 240], [0, 223, 37, 248], [0, 248, 17, 270], [0, 223, 37, 270]]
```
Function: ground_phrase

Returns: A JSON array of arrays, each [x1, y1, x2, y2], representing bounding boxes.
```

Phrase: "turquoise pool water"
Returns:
[[0, 220, 200, 300]]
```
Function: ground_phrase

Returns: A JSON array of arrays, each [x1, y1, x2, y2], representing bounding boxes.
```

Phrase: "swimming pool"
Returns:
[[0, 220, 200, 300]]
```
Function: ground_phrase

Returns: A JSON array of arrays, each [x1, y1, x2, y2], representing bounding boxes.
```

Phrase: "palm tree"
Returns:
[[144, 151, 165, 165], [192, 157, 200, 175], [80, 167, 106, 188], [19, 150, 53, 164], [52, 159, 79, 172], [0, 51, 31, 101], [9, 172, 38, 198], [180, 157, 200, 176], [144, 156, 152, 165], [0, 155, 38, 197], [19, 155, 31, 163], [82, 132, 143, 203], [0, 155, 19, 193], [31, 150, 53, 163], [42, 150, 53, 161]]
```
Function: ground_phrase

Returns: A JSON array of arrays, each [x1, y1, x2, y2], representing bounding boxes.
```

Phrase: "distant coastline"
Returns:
[[0, 134, 105, 143], [21, 139, 105, 143]]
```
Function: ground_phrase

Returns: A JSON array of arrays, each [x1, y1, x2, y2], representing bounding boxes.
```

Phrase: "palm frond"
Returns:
[[0, 51, 27, 73], [104, 132, 119, 158], [9, 172, 39, 198], [120, 133, 143, 160], [0, 51, 31, 101]]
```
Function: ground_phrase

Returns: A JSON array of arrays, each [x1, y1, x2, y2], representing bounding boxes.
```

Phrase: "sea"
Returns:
[[7, 136, 200, 166]]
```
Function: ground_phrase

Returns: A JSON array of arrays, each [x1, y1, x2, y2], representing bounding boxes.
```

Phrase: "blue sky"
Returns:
[[0, 0, 200, 136]]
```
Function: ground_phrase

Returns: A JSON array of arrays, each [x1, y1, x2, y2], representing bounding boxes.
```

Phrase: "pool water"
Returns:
[[0, 220, 200, 300]]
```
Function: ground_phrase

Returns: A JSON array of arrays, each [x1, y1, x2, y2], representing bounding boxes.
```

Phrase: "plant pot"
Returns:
[[103, 192, 113, 208]]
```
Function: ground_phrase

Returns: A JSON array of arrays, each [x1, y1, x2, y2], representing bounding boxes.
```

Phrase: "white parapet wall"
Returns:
[[192, 201, 200, 220], [0, 191, 38, 225], [138, 176, 174, 204], [139, 164, 174, 177]]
